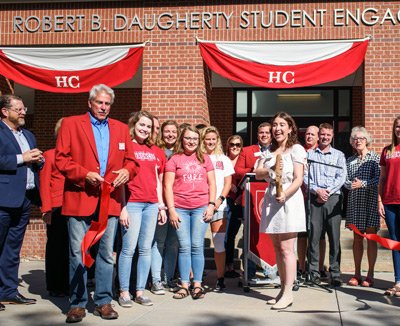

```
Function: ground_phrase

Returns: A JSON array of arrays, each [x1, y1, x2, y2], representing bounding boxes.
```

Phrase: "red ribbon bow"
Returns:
[[348, 224, 400, 251], [81, 181, 112, 268]]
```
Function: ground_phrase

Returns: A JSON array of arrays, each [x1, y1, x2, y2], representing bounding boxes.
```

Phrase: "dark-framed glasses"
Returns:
[[229, 142, 241, 148]]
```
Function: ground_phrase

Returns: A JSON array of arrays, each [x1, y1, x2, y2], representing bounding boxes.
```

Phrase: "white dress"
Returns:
[[259, 144, 307, 234]]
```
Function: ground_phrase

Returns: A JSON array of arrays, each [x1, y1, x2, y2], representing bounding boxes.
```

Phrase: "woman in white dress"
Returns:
[[255, 112, 306, 310]]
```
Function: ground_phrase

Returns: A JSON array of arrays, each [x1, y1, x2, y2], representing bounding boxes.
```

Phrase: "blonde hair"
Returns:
[[200, 126, 224, 155], [389, 116, 400, 153], [54, 118, 64, 138]]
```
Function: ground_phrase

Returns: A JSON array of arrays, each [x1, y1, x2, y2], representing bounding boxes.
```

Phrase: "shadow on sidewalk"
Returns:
[[20, 268, 70, 313]]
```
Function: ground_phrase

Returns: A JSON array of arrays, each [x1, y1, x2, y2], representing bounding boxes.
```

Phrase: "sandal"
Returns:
[[347, 276, 362, 286], [173, 287, 189, 299], [384, 284, 400, 296], [361, 277, 374, 287], [191, 287, 205, 300]]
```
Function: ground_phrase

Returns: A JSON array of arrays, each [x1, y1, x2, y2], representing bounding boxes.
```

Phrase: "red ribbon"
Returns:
[[81, 181, 112, 268], [348, 224, 400, 251]]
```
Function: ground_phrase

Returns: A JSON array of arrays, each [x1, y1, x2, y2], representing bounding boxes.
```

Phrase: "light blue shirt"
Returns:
[[89, 112, 109, 177], [304, 145, 347, 196]]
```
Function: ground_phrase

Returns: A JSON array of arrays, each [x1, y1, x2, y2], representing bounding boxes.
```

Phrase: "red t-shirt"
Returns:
[[165, 153, 214, 209], [127, 142, 166, 203], [380, 144, 400, 204]]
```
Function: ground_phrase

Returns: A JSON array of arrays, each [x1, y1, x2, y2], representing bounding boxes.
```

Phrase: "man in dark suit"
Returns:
[[55, 84, 139, 323], [0, 94, 43, 310]]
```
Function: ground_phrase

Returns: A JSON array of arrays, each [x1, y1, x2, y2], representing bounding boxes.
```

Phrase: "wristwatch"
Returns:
[[218, 195, 226, 202], [208, 201, 216, 206]]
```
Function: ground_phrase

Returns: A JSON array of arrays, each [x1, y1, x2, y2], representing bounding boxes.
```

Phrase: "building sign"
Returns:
[[12, 7, 400, 33]]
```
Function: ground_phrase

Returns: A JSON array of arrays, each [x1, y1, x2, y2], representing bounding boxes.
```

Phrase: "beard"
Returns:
[[9, 115, 25, 128]]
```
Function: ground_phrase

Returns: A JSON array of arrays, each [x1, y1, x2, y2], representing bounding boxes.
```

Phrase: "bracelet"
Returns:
[[218, 195, 226, 202], [167, 205, 175, 210], [158, 204, 167, 211], [208, 201, 216, 206]]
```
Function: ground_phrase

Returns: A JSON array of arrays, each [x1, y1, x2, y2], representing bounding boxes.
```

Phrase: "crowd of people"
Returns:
[[1, 84, 400, 320]]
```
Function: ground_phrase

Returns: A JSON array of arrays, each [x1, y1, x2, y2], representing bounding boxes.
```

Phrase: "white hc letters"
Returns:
[[55, 76, 80, 88], [268, 71, 295, 84]]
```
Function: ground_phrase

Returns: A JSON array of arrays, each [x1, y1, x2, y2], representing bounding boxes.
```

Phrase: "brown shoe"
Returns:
[[65, 307, 86, 323], [94, 303, 119, 320]]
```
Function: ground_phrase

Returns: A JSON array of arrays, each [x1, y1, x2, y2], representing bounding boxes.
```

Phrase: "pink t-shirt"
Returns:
[[380, 144, 400, 204], [127, 142, 166, 203], [165, 153, 214, 209]]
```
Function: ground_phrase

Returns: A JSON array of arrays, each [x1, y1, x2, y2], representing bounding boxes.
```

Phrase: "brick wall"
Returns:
[[1, 1, 399, 257], [210, 88, 234, 147]]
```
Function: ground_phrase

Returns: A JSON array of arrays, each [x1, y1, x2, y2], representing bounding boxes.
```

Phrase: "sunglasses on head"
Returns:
[[229, 142, 241, 148]]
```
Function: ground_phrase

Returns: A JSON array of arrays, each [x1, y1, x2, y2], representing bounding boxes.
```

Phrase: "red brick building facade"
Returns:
[[1, 1, 399, 258]]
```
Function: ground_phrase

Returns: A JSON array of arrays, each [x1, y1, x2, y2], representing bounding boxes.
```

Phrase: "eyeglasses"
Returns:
[[93, 100, 111, 106], [352, 137, 367, 142], [8, 107, 28, 114], [183, 136, 199, 142], [229, 142, 241, 148]]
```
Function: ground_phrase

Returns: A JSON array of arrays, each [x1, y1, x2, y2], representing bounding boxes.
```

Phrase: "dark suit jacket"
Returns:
[[0, 120, 41, 208]]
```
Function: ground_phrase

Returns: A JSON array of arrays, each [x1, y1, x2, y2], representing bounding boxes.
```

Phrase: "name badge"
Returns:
[[119, 142, 125, 150]]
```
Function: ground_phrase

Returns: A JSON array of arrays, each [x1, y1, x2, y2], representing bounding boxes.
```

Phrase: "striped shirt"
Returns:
[[304, 145, 347, 196]]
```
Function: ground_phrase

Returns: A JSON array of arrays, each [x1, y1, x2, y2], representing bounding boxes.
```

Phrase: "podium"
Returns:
[[240, 173, 278, 291]]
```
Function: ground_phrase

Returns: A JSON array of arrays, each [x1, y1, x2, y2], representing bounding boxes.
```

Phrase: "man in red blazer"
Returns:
[[235, 122, 271, 280], [235, 122, 272, 181], [55, 84, 139, 323]]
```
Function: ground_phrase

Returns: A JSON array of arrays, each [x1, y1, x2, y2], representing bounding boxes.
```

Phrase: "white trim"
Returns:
[[197, 36, 371, 44], [0, 43, 145, 71], [215, 42, 355, 65]]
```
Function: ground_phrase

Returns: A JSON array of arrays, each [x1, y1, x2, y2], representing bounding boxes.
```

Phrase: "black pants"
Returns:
[[45, 208, 69, 294], [225, 198, 242, 266]]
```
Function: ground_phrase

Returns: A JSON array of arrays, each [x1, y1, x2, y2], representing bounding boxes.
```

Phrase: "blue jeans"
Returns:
[[384, 204, 400, 283], [151, 219, 178, 283], [175, 206, 208, 284], [68, 215, 118, 308], [118, 202, 158, 292]]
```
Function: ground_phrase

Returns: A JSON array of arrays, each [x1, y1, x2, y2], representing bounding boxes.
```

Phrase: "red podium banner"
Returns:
[[247, 181, 276, 269]]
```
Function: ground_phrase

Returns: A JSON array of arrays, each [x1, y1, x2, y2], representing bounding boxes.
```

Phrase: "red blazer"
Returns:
[[39, 148, 65, 213], [234, 144, 261, 182], [55, 113, 139, 217]]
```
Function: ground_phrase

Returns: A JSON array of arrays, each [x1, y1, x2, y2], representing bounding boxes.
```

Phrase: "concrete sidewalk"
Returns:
[[2, 260, 400, 326]]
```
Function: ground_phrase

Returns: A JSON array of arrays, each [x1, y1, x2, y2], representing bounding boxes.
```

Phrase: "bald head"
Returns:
[[305, 125, 319, 150]]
